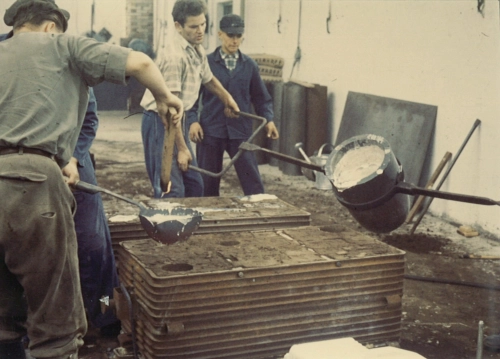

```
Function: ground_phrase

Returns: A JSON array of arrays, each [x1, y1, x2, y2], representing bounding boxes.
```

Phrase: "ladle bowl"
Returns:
[[74, 181, 202, 245], [139, 207, 202, 245]]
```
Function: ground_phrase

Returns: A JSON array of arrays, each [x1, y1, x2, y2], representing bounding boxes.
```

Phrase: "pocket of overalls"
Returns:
[[0, 171, 48, 182]]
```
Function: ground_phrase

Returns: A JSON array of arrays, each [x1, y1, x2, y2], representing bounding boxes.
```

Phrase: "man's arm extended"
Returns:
[[126, 51, 184, 127], [203, 76, 240, 117]]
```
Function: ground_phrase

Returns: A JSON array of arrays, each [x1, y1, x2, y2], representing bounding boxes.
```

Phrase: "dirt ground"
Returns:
[[80, 111, 500, 359]]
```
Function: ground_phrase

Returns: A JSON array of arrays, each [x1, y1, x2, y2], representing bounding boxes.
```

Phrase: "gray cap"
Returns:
[[219, 14, 244, 35], [4, 0, 70, 27]]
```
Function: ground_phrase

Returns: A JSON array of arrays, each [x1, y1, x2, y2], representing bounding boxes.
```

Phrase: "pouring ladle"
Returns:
[[188, 113, 499, 233], [74, 181, 202, 245]]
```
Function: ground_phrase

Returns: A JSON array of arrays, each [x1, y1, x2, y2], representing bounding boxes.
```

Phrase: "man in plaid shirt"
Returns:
[[140, 0, 239, 198]]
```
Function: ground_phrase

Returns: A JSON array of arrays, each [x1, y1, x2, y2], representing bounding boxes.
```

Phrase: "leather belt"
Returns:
[[0, 147, 54, 159]]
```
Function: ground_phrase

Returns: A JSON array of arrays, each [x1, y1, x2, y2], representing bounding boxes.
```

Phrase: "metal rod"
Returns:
[[477, 320, 484, 359], [120, 283, 139, 359], [188, 111, 267, 178], [74, 181, 146, 209], [396, 182, 500, 207], [406, 151, 452, 223], [410, 119, 481, 234], [239, 142, 324, 172]]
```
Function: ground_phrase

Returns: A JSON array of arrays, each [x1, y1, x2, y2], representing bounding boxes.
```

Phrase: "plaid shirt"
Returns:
[[220, 49, 239, 72], [141, 33, 213, 112]]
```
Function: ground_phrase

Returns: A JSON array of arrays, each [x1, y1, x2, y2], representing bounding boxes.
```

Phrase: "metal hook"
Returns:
[[326, 1, 332, 34], [477, 0, 485, 17], [277, 0, 282, 34]]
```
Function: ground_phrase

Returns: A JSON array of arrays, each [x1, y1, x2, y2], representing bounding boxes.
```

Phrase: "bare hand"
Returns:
[[224, 96, 240, 118], [177, 148, 192, 172], [189, 123, 204, 142], [265, 122, 279, 139], [62, 157, 80, 186], [157, 93, 184, 129]]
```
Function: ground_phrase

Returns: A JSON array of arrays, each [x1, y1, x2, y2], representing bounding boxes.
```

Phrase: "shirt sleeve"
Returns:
[[67, 35, 132, 87]]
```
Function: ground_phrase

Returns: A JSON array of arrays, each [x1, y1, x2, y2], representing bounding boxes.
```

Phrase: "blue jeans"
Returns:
[[72, 152, 119, 328], [141, 110, 203, 198], [196, 135, 264, 196]]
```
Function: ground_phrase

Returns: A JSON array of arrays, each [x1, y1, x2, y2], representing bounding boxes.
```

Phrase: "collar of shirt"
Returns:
[[220, 49, 239, 61], [220, 49, 239, 71], [177, 33, 204, 59]]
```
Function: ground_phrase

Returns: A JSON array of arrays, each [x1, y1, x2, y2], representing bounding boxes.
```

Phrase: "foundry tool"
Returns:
[[188, 111, 321, 177], [405, 151, 452, 223], [190, 114, 493, 234], [324, 133, 500, 233], [74, 181, 202, 244], [410, 119, 481, 234], [160, 108, 177, 193]]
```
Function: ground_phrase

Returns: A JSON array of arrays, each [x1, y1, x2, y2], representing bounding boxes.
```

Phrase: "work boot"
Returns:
[[0, 341, 27, 359]]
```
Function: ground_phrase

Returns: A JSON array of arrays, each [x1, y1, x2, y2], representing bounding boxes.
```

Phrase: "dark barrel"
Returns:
[[325, 134, 409, 233]]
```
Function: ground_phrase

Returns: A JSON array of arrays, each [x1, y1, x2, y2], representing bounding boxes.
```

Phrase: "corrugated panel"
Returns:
[[107, 196, 311, 251], [117, 226, 404, 359]]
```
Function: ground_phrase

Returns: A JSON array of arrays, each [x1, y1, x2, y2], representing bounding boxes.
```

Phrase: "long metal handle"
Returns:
[[410, 119, 481, 234], [74, 181, 145, 209], [160, 108, 177, 192], [239, 142, 324, 172], [335, 181, 500, 212], [395, 182, 500, 207], [189, 111, 325, 177], [188, 111, 268, 178]]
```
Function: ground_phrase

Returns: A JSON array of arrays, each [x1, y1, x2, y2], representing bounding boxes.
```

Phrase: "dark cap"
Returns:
[[4, 0, 70, 26], [219, 14, 244, 35]]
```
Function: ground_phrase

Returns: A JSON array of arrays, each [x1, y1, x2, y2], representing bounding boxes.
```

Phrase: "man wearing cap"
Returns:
[[140, 0, 240, 199], [1, 0, 122, 341], [0, 1, 183, 359], [188, 14, 279, 197]]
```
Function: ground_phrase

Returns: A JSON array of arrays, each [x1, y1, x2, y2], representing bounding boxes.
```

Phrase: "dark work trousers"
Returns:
[[141, 110, 203, 198], [72, 151, 119, 329], [0, 152, 86, 359], [196, 135, 264, 196]]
